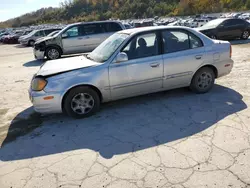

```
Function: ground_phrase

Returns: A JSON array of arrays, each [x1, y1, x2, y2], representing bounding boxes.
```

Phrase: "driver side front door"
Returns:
[[109, 32, 164, 100]]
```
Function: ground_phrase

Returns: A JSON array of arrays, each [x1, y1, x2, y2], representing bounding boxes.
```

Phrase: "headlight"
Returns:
[[31, 77, 47, 91]]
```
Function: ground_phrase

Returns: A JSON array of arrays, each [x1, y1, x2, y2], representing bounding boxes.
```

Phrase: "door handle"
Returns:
[[195, 55, 203, 60], [150, 63, 160, 68], [78, 37, 83, 40]]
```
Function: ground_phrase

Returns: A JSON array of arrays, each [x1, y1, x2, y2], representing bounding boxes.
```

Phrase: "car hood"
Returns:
[[196, 26, 216, 32], [36, 56, 101, 77], [20, 35, 29, 40], [35, 36, 54, 43]]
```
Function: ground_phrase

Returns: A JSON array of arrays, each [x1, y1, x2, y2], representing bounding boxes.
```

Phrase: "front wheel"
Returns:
[[241, 30, 249, 40], [64, 86, 100, 118], [28, 40, 35, 46], [190, 67, 215, 94], [46, 47, 61, 60]]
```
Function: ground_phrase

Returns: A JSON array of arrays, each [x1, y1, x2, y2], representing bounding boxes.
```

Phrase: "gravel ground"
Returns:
[[0, 41, 250, 188]]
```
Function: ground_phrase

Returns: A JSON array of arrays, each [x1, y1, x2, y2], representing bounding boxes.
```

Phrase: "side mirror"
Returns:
[[61, 33, 68, 39], [116, 52, 128, 63]]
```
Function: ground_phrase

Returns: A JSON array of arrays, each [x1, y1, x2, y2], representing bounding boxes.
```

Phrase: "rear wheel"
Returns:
[[241, 30, 249, 40], [46, 47, 61, 60], [64, 86, 100, 118], [190, 67, 215, 94]]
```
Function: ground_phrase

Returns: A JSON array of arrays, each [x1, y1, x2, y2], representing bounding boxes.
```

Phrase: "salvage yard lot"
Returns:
[[0, 41, 250, 188]]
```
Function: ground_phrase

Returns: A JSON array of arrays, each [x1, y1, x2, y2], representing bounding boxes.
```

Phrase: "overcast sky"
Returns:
[[0, 0, 63, 22]]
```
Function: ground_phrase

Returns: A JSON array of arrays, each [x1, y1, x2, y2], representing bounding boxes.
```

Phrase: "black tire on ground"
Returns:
[[45, 47, 62, 60], [64, 86, 101, 118], [241, 30, 249, 40], [190, 67, 215, 94], [28, 40, 35, 46]]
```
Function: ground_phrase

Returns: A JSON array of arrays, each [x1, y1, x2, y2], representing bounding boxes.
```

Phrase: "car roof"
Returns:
[[118, 26, 196, 35], [68, 20, 122, 27]]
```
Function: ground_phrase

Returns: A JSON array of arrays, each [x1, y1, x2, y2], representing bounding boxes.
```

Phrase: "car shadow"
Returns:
[[230, 38, 250, 45], [0, 85, 247, 161], [14, 44, 29, 48], [23, 60, 45, 67]]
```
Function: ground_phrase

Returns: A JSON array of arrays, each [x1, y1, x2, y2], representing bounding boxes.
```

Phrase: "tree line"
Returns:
[[1, 0, 250, 28]]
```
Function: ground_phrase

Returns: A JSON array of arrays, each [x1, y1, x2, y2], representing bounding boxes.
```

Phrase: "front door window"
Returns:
[[122, 33, 159, 60]]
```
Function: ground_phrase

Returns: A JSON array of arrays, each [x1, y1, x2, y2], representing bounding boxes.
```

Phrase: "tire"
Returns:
[[64, 86, 100, 118], [45, 47, 61, 60], [190, 67, 215, 94], [241, 30, 249, 40], [28, 40, 35, 46]]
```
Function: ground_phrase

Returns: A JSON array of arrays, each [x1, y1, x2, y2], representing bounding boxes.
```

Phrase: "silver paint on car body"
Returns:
[[29, 26, 234, 114]]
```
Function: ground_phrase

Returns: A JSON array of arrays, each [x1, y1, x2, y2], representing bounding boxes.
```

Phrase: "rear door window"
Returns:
[[189, 32, 203, 49], [236, 19, 247, 26], [162, 30, 189, 53], [223, 20, 237, 27], [82, 24, 105, 35], [162, 30, 203, 53]]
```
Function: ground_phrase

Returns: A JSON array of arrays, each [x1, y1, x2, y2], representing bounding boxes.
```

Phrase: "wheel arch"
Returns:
[[28, 39, 35, 46], [46, 44, 63, 54], [61, 84, 103, 112], [192, 64, 218, 80]]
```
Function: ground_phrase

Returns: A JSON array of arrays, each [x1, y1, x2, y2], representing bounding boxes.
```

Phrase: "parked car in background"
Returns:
[[35, 30, 61, 43], [19, 28, 61, 46], [239, 13, 250, 20], [196, 19, 209, 27], [198, 18, 250, 40], [2, 30, 31, 44], [123, 23, 133, 29], [29, 26, 233, 118], [33, 21, 125, 60], [0, 32, 10, 43]]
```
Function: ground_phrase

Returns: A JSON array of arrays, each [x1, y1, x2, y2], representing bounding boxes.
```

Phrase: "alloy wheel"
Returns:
[[242, 31, 249, 39], [197, 72, 213, 90], [71, 93, 95, 115], [48, 48, 60, 59]]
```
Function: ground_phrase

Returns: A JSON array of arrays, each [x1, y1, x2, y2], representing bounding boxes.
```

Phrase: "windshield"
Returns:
[[200, 19, 224, 29], [48, 31, 60, 37], [87, 33, 129, 63]]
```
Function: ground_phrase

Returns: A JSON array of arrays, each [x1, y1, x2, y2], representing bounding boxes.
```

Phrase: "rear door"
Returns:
[[234, 19, 248, 37], [162, 29, 205, 89]]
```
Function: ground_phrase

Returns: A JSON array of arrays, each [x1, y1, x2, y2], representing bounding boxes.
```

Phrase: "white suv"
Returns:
[[33, 21, 125, 60]]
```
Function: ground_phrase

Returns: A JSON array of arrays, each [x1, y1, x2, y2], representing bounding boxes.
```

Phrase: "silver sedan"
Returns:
[[29, 26, 234, 118]]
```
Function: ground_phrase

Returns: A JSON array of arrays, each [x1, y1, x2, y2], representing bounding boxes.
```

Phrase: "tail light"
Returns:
[[230, 44, 232, 58]]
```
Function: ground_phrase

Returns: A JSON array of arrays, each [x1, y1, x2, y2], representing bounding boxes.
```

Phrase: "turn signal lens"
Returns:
[[31, 78, 47, 91]]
